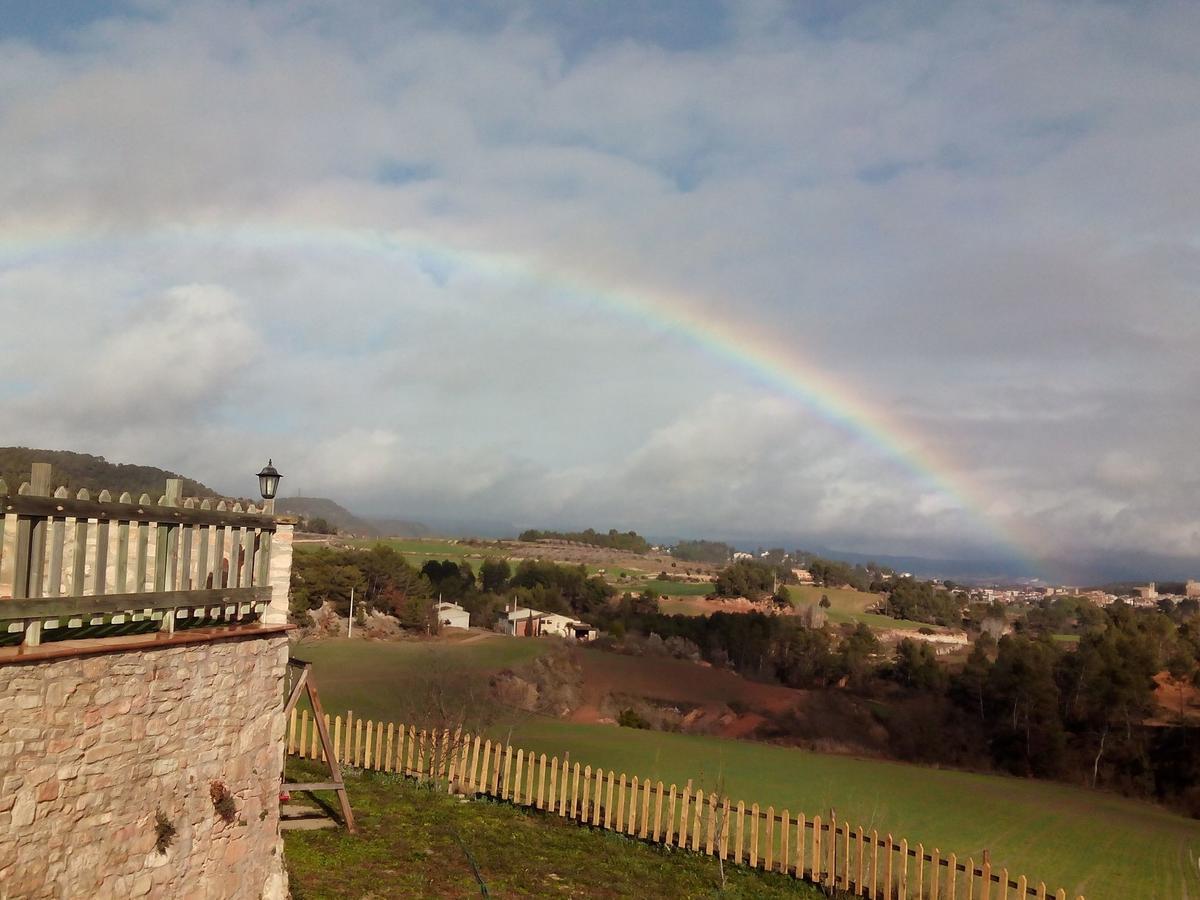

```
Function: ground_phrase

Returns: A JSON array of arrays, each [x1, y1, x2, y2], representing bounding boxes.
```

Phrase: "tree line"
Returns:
[[291, 545, 615, 631], [518, 527, 650, 554]]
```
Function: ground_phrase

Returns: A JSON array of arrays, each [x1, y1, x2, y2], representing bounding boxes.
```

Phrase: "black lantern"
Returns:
[[257, 459, 281, 501]]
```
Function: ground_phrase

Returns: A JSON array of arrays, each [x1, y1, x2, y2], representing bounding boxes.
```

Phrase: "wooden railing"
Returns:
[[0, 463, 277, 648], [286, 710, 1085, 900]]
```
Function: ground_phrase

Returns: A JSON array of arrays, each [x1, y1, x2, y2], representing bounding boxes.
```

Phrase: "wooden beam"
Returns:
[[3, 494, 276, 529], [0, 586, 269, 619]]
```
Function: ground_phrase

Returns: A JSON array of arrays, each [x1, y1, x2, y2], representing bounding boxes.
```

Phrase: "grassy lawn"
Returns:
[[299, 637, 1200, 900], [284, 759, 828, 899]]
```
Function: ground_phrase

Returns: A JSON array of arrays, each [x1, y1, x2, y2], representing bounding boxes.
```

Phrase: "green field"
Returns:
[[787, 585, 939, 632], [636, 579, 714, 597], [297, 637, 1200, 900]]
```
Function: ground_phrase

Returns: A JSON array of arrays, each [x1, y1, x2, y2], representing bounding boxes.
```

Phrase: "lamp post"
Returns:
[[256, 459, 281, 513]]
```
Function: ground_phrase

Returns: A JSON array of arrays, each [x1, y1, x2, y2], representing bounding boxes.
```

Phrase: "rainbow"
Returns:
[[1, 221, 1038, 571]]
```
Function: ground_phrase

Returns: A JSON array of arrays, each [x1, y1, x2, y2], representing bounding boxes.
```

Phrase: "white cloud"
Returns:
[[1, 1, 1198, 571]]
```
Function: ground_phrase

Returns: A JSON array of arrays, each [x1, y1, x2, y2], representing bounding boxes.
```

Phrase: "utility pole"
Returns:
[[348, 586, 355, 639]]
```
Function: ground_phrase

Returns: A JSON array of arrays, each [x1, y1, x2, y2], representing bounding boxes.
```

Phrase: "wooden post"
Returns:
[[627, 776, 638, 835], [616, 773, 626, 830], [513, 749, 525, 804], [707, 795, 718, 856], [763, 805, 774, 871], [537, 754, 548, 809], [592, 769, 603, 826], [576, 763, 585, 820], [470, 736, 483, 792], [899, 839, 909, 899], [885, 833, 894, 900], [916, 842, 925, 899], [719, 799, 731, 863], [666, 785, 677, 845], [796, 814, 806, 880], [692, 790, 704, 853], [641, 778, 652, 838], [734, 800, 745, 864], [932, 848, 941, 900], [749, 803, 761, 869], [982, 851, 991, 900], [853, 826, 863, 893], [490, 742, 502, 796], [652, 781, 664, 842], [604, 769, 614, 828], [812, 816, 821, 885], [948, 853, 958, 900], [678, 786, 691, 848]]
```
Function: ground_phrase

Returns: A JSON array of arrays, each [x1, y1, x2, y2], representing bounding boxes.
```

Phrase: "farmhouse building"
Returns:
[[498, 606, 597, 641], [436, 600, 470, 630], [540, 612, 599, 642]]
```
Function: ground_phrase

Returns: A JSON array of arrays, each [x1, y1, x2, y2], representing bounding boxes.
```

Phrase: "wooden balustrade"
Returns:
[[0, 464, 277, 647]]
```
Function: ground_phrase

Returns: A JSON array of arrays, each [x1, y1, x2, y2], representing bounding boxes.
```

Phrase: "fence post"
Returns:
[[749, 803, 761, 869], [573, 763, 588, 820], [932, 848, 941, 900], [534, 753, 545, 809], [653, 781, 665, 842], [616, 773, 626, 830], [692, 791, 705, 853], [899, 839, 909, 899], [982, 850, 991, 900], [884, 833, 894, 900], [592, 769, 603, 826], [855, 826, 864, 893], [948, 852, 958, 900], [763, 805, 774, 871], [796, 814, 806, 880], [734, 800, 745, 864], [678, 786, 691, 848], [812, 816, 822, 885], [604, 770, 615, 829], [666, 785, 677, 845]]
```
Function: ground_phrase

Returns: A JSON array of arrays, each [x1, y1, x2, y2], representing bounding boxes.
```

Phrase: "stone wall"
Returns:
[[0, 634, 290, 899]]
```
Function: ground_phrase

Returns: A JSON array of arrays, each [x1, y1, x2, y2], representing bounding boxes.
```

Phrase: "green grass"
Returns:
[[292, 637, 548, 723], [284, 759, 828, 899], [638, 580, 715, 597], [300, 637, 1200, 900], [786, 585, 941, 632]]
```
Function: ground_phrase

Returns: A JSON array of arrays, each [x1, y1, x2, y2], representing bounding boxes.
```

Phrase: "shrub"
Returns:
[[209, 781, 237, 824], [617, 708, 651, 730], [153, 809, 177, 854]]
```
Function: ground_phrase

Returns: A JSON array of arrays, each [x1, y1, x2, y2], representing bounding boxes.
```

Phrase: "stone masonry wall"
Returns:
[[0, 634, 290, 899]]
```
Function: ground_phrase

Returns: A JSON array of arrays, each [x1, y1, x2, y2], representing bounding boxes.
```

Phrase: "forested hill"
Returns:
[[0, 447, 217, 498]]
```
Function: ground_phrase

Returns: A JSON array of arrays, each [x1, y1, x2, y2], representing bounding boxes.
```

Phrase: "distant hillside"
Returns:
[[0, 447, 217, 499], [275, 497, 371, 534], [367, 517, 432, 538]]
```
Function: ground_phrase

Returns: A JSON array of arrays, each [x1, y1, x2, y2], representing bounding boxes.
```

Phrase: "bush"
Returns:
[[617, 708, 651, 729]]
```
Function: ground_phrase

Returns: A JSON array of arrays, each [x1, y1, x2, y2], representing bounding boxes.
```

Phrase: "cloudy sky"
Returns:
[[2, 1, 1198, 577]]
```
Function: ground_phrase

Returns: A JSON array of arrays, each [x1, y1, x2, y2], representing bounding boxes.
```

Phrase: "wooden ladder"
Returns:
[[282, 657, 357, 833]]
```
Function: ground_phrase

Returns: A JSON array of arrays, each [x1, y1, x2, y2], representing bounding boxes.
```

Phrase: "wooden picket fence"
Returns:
[[286, 710, 1084, 900]]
